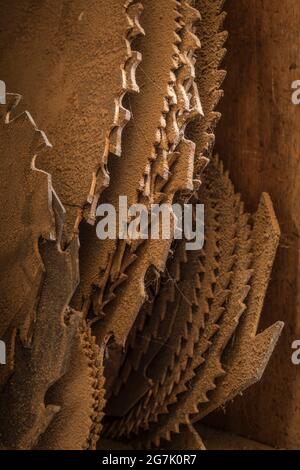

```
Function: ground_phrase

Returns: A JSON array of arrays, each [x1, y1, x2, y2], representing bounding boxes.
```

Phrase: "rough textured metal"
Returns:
[[0, 0, 143, 241], [103, 157, 283, 449], [72, 0, 185, 316], [0, 95, 105, 450], [35, 320, 105, 450], [0, 0, 285, 452], [162, 424, 205, 450], [141, 171, 283, 449], [0, 94, 56, 357], [75, 4, 203, 379], [104, 0, 227, 411], [190, 0, 227, 171]]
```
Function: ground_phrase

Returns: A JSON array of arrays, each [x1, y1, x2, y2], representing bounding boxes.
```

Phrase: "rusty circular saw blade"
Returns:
[[0, 236, 106, 450], [0, 0, 284, 453], [106, 192, 221, 417], [105, 0, 228, 404], [35, 319, 106, 451], [97, 0, 227, 424], [0, 94, 56, 347], [103, 155, 246, 437], [72, 0, 186, 315], [0, 0, 144, 242], [138, 161, 248, 430], [0, 94, 106, 450], [95, 0, 226, 354], [73, 1, 204, 367], [189, 0, 227, 170], [103, 156, 283, 449]]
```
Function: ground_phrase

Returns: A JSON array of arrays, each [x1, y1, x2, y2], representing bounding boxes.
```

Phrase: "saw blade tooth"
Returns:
[[125, 2, 145, 41]]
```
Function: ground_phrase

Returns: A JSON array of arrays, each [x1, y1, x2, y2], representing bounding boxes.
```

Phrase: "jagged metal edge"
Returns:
[[103, 0, 228, 438], [87, 0, 145, 223], [140, 185, 282, 449], [91, 0, 204, 347], [0, 93, 105, 450]]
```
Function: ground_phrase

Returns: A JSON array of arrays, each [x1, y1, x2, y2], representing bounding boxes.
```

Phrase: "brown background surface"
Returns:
[[207, 0, 300, 449]]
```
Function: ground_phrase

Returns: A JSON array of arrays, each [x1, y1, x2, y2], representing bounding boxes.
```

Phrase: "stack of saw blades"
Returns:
[[0, 0, 283, 450]]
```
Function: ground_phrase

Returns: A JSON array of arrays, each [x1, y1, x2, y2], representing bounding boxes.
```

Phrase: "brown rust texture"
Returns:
[[189, 0, 227, 165], [0, 0, 290, 450], [0, 96, 55, 350], [206, 0, 300, 450], [0, 0, 140, 240], [102, 157, 283, 449], [72, 0, 183, 325], [0, 93, 106, 450]]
